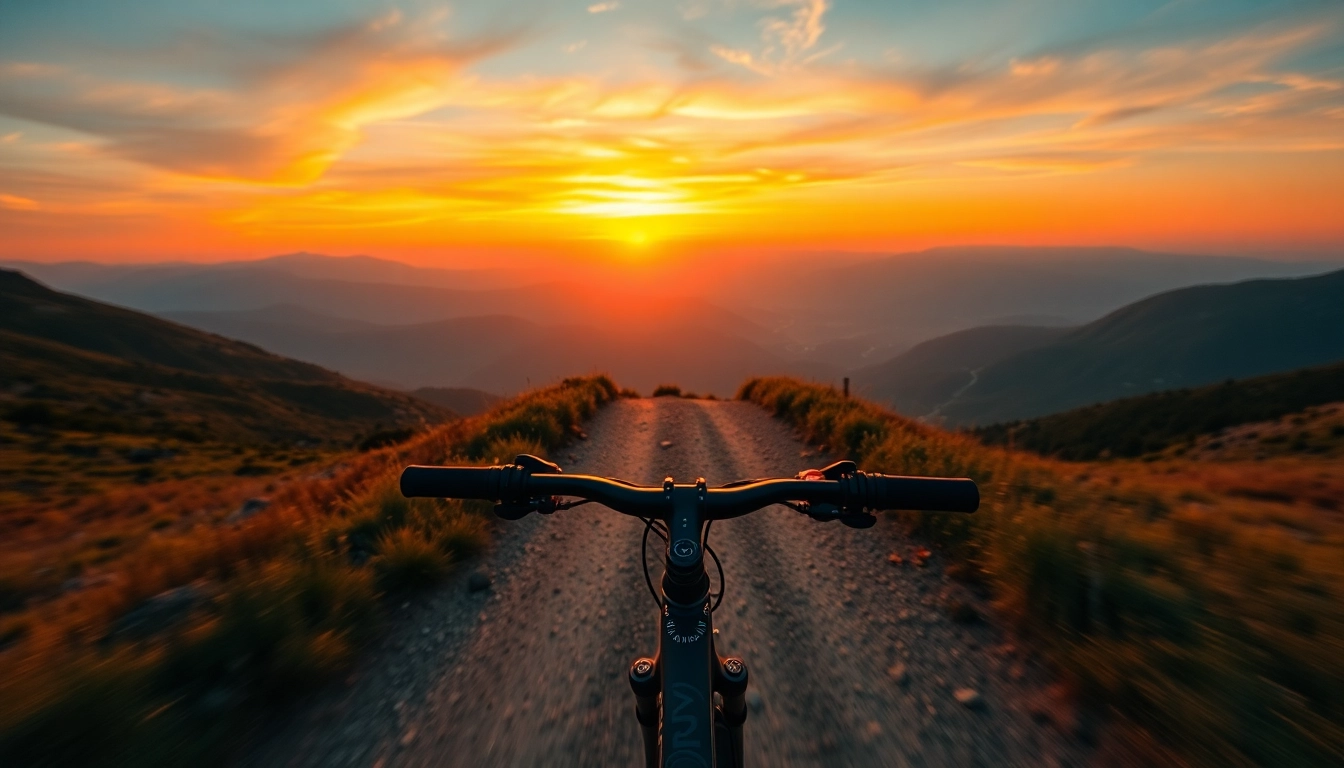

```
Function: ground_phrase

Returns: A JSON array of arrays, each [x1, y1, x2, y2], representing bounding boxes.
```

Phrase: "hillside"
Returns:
[[409, 387, 502, 417], [0, 270, 447, 450], [974, 361, 1344, 460], [852, 325, 1070, 417], [932, 268, 1344, 425], [161, 306, 544, 390]]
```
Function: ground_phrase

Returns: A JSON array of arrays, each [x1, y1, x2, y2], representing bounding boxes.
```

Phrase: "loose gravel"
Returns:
[[242, 398, 1087, 768]]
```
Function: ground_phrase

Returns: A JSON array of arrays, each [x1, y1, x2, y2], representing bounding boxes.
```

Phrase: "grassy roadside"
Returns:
[[738, 377, 1344, 767], [0, 375, 618, 767]]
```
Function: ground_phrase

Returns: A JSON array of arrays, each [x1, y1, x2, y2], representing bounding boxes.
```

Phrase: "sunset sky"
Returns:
[[1, 0, 1342, 264]]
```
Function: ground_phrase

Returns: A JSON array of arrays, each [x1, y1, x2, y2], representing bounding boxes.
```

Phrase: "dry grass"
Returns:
[[372, 527, 451, 592], [0, 375, 617, 766], [739, 376, 1344, 768]]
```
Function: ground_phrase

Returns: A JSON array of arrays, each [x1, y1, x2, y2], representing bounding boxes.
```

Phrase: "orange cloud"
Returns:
[[0, 193, 39, 210], [0, 13, 515, 184]]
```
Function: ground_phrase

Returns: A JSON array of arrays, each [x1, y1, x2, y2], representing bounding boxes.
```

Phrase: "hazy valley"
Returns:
[[8, 248, 1338, 407]]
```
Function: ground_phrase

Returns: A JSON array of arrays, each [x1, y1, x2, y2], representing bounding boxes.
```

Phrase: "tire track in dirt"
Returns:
[[244, 398, 1084, 768]]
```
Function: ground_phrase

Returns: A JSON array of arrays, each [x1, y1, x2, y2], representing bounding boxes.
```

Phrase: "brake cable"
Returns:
[[706, 545, 726, 613], [702, 520, 726, 613], [638, 515, 725, 612], [640, 517, 667, 608]]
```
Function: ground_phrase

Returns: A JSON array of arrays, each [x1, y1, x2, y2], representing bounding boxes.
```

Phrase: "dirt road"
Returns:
[[246, 398, 1085, 767]]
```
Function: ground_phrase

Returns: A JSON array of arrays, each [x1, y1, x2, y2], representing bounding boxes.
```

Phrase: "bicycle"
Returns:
[[401, 454, 978, 767]]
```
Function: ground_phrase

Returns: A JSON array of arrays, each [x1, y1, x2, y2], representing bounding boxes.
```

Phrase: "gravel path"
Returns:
[[244, 398, 1086, 768]]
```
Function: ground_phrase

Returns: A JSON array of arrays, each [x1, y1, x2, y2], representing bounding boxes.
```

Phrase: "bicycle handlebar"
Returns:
[[399, 463, 978, 519]]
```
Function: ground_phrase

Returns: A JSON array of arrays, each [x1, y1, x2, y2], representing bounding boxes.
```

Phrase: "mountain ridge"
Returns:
[[851, 325, 1072, 417], [934, 268, 1344, 425]]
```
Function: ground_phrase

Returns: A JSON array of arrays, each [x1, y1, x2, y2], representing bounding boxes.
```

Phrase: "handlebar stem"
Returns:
[[662, 481, 711, 605]]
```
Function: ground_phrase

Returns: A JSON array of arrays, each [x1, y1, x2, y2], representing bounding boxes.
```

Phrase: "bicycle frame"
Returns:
[[629, 479, 746, 768]]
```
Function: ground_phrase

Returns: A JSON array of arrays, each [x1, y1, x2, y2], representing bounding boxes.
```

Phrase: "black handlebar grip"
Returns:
[[861, 474, 979, 513], [400, 465, 502, 500]]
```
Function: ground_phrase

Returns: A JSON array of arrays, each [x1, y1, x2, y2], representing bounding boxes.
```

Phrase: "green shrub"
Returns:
[[462, 375, 616, 459], [481, 435, 547, 465], [429, 507, 489, 560], [652, 384, 682, 397], [372, 528, 450, 592]]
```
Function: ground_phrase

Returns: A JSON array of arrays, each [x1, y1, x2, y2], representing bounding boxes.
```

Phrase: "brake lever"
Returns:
[[796, 461, 874, 527], [795, 501, 877, 528], [819, 460, 857, 480], [513, 454, 562, 474], [494, 496, 559, 520], [494, 454, 565, 520]]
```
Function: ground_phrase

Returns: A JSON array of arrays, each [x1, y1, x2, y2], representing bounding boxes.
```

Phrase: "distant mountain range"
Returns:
[[0, 270, 448, 445], [710, 246, 1338, 350], [5, 248, 1339, 400], [856, 268, 1344, 425], [159, 304, 833, 395], [8, 247, 1335, 372], [158, 306, 542, 390], [4, 252, 517, 294]]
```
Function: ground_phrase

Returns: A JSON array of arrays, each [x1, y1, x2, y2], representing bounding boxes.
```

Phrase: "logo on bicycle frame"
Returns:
[[672, 538, 697, 559], [664, 615, 708, 644]]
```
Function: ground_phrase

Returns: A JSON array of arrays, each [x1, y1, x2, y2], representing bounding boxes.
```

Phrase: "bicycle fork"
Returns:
[[629, 652, 749, 768]]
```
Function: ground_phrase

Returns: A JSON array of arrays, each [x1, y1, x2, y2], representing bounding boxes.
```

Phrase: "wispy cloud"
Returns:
[[0, 13, 517, 183], [0, 193, 39, 210], [588, 2, 620, 13], [711, 0, 833, 76]]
